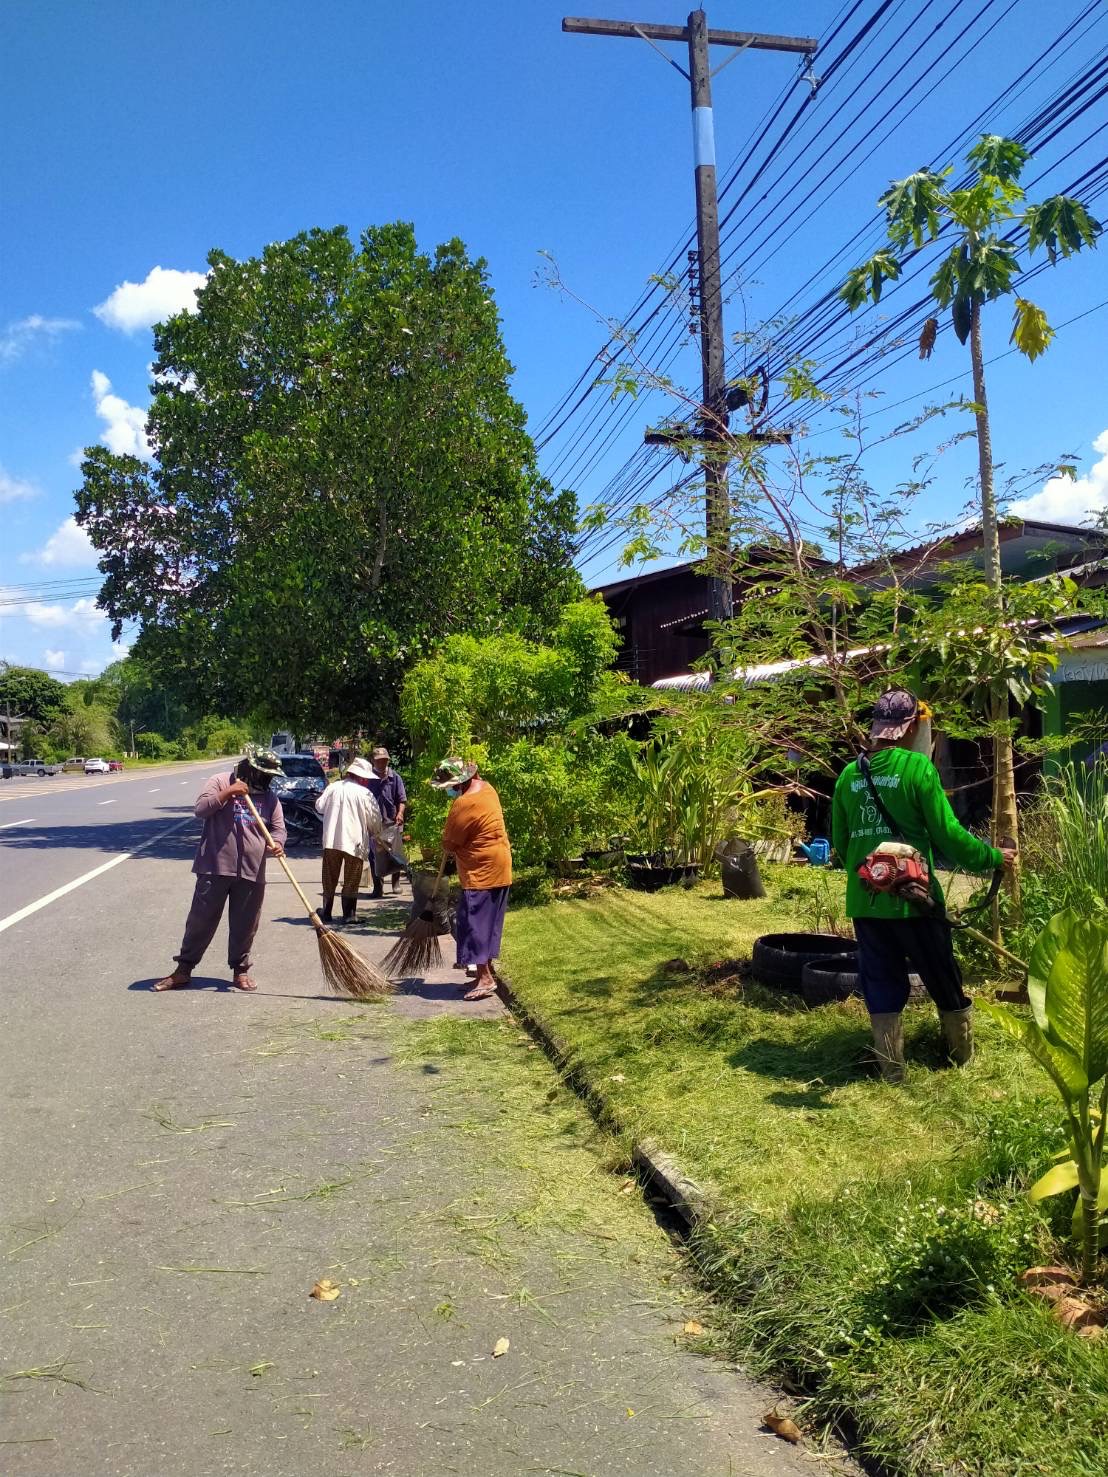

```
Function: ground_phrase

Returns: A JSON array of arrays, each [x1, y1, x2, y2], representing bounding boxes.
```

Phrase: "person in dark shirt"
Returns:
[[366, 746, 407, 897], [154, 747, 286, 993]]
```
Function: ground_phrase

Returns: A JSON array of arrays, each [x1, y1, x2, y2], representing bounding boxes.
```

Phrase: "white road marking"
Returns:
[[99, 799, 117, 806], [0, 817, 193, 937], [148, 788, 160, 793], [0, 818, 35, 829]]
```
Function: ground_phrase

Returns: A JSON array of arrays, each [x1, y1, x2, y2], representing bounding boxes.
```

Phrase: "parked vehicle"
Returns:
[[281, 792, 323, 848], [84, 757, 111, 775], [109, 759, 124, 772], [9, 758, 62, 777], [63, 757, 87, 772], [270, 730, 297, 756], [272, 753, 327, 800]]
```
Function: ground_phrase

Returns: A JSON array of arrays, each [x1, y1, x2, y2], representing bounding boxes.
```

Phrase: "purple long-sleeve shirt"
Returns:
[[191, 771, 286, 882]]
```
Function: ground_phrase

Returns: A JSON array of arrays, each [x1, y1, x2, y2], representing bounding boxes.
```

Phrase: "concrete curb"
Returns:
[[494, 968, 714, 1232]]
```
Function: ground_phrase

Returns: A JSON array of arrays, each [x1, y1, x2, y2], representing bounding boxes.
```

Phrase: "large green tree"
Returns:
[[0, 664, 68, 725], [841, 136, 1102, 908], [76, 224, 579, 735]]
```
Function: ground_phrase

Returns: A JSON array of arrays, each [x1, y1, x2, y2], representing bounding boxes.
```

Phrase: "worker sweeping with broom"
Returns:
[[154, 746, 287, 993], [435, 757, 512, 1002]]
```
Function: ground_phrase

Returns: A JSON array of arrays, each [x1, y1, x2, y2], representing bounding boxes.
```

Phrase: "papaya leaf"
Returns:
[[1010, 297, 1054, 361]]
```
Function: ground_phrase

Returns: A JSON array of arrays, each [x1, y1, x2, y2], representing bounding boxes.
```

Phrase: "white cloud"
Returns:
[[43, 649, 66, 671], [91, 369, 150, 458], [25, 596, 103, 631], [0, 465, 38, 503], [80, 659, 101, 674], [20, 515, 98, 569], [1011, 430, 1108, 525], [0, 314, 81, 365], [93, 266, 207, 333]]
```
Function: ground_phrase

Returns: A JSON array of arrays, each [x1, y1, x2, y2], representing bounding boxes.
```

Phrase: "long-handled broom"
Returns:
[[242, 794, 391, 1000], [381, 853, 450, 979]]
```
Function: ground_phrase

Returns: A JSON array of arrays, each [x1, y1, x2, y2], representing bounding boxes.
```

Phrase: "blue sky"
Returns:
[[1, 0, 1106, 677]]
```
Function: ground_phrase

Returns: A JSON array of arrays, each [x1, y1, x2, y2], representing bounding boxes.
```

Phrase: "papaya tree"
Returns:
[[841, 135, 1102, 909]]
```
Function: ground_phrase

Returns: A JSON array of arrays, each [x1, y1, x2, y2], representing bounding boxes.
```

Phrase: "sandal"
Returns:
[[232, 974, 258, 992], [463, 982, 497, 1001], [153, 972, 191, 991]]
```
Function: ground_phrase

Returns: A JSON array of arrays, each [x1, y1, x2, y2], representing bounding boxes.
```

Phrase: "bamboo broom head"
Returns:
[[315, 924, 393, 999], [381, 927, 445, 980]]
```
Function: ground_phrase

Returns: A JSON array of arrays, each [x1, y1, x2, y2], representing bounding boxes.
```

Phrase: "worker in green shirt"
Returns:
[[832, 689, 1016, 1083]]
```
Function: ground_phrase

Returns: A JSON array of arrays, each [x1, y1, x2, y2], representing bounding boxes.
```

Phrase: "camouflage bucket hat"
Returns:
[[243, 744, 284, 778], [429, 756, 478, 790]]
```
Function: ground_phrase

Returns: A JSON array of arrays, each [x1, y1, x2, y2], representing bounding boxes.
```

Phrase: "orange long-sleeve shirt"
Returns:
[[441, 781, 512, 890]]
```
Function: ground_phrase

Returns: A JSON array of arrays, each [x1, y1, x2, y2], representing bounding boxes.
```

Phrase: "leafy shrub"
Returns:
[[860, 1196, 1041, 1333], [135, 730, 172, 759], [401, 598, 647, 870]]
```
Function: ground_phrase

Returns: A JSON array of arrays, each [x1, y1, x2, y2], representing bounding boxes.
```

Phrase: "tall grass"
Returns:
[[1037, 762, 1108, 910]]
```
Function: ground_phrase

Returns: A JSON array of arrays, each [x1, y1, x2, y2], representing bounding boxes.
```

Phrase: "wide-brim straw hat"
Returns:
[[429, 756, 478, 790]]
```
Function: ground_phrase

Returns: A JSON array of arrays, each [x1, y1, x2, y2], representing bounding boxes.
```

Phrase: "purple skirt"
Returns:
[[455, 886, 510, 966]]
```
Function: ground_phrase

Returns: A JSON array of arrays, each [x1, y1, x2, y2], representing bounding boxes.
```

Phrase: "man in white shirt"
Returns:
[[314, 756, 384, 924]]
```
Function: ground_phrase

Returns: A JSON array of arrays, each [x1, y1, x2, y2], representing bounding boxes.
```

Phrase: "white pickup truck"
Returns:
[[6, 757, 62, 777]]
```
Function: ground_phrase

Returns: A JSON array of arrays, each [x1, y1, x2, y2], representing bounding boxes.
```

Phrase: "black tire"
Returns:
[[800, 957, 926, 1007], [801, 955, 860, 1006], [751, 932, 856, 994]]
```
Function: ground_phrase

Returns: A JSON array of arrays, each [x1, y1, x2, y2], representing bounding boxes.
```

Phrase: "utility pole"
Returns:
[[563, 11, 816, 622]]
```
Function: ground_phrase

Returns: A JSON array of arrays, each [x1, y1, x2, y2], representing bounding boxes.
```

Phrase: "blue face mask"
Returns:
[[445, 786, 462, 799]]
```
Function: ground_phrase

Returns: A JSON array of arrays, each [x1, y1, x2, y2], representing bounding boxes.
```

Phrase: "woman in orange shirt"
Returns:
[[432, 757, 512, 1002]]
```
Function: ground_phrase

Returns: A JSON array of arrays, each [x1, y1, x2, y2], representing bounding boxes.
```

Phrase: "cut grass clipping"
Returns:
[[501, 869, 1108, 1477]]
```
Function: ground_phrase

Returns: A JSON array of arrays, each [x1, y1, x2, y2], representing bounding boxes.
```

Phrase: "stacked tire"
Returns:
[[750, 932, 924, 1007], [750, 933, 856, 996]]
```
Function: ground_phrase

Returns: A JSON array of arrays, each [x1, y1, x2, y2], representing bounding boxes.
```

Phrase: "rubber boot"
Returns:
[[319, 894, 334, 923], [940, 1007, 974, 1066], [370, 878, 384, 899], [870, 1013, 906, 1084], [341, 895, 357, 926]]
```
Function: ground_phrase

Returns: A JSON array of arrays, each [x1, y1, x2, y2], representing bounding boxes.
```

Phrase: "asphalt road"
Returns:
[[0, 769, 837, 1476]]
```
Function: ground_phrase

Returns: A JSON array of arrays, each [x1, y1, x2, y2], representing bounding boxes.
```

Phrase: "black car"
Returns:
[[272, 753, 327, 801]]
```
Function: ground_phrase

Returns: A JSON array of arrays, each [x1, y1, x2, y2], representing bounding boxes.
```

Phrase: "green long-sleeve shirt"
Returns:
[[831, 746, 1002, 920]]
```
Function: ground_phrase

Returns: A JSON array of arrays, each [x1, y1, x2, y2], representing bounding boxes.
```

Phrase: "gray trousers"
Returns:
[[174, 874, 266, 975]]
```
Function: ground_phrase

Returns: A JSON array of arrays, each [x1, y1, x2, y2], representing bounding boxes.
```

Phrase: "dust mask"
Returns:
[[904, 704, 934, 758]]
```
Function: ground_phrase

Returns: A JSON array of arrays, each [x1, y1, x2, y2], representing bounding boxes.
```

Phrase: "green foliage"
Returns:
[[134, 730, 174, 760], [402, 599, 646, 868], [50, 700, 117, 758], [0, 664, 68, 726], [75, 224, 580, 737], [982, 908, 1108, 1282], [631, 701, 783, 865]]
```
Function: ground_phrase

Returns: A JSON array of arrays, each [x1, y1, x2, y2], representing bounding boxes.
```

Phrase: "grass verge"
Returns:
[[501, 868, 1108, 1477]]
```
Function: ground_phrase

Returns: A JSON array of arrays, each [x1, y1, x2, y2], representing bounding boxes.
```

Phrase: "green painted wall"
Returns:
[[1043, 678, 1108, 772]]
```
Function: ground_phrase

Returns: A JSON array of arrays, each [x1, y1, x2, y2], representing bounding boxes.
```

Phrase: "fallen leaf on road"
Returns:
[[764, 1409, 802, 1444], [683, 1320, 704, 1337], [492, 1337, 510, 1358], [309, 1279, 341, 1301]]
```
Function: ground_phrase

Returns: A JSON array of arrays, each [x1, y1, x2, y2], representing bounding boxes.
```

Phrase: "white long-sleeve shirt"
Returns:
[[315, 779, 383, 859]]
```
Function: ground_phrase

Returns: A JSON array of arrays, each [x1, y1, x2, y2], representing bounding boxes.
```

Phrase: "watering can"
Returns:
[[797, 837, 831, 866]]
